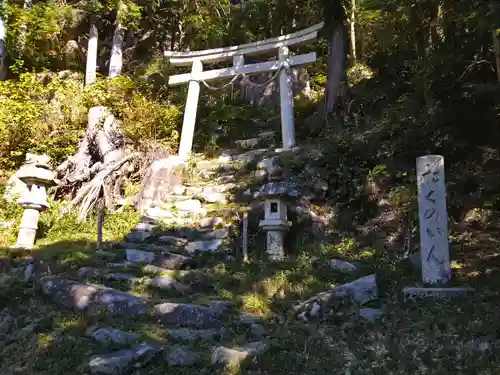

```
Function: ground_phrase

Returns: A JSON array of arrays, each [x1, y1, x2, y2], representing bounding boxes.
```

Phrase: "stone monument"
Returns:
[[403, 155, 472, 299], [416, 155, 451, 284], [13, 154, 56, 249]]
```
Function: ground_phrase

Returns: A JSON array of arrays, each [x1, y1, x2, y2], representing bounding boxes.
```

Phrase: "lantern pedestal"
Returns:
[[258, 219, 291, 260]]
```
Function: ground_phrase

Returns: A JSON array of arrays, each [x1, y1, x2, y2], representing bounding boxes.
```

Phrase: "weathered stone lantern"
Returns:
[[255, 182, 298, 260], [13, 154, 56, 249]]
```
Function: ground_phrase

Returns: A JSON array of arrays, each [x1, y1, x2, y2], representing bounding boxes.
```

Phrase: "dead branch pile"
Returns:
[[55, 106, 143, 220]]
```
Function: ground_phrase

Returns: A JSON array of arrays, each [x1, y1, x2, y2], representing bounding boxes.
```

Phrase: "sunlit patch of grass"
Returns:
[[317, 238, 357, 257], [241, 292, 269, 316], [259, 271, 289, 297]]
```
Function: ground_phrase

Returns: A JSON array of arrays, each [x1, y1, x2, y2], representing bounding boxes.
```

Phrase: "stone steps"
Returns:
[[40, 275, 270, 372], [234, 132, 276, 151], [63, 135, 279, 373]]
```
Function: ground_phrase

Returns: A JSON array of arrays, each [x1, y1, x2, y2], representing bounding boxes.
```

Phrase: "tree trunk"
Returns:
[[0, 0, 7, 80], [493, 29, 500, 83], [324, 23, 347, 120], [109, 22, 124, 77], [349, 0, 356, 62], [85, 20, 98, 85], [18, 0, 31, 54]]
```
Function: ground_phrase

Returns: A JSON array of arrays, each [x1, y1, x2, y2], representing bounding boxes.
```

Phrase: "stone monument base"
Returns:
[[403, 287, 473, 301]]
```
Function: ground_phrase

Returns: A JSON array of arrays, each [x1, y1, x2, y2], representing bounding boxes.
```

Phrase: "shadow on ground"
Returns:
[[2, 226, 500, 374]]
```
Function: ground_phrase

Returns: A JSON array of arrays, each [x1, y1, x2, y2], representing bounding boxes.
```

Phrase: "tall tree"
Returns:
[[109, 0, 124, 77], [493, 28, 500, 83], [0, 0, 6, 80], [85, 17, 98, 85], [322, 0, 348, 121], [18, 0, 31, 53], [349, 0, 356, 61]]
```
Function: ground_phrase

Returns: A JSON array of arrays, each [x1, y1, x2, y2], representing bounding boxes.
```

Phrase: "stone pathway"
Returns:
[[29, 131, 396, 373], [37, 132, 289, 374]]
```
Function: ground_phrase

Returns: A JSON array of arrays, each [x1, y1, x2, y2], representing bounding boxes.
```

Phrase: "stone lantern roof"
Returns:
[[16, 153, 56, 186], [254, 181, 299, 200], [17, 165, 56, 185]]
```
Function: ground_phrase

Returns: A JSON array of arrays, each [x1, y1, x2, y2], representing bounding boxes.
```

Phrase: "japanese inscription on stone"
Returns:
[[416, 155, 451, 284], [267, 232, 284, 260]]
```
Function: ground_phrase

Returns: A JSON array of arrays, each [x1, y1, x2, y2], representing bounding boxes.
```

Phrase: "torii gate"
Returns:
[[165, 22, 324, 160]]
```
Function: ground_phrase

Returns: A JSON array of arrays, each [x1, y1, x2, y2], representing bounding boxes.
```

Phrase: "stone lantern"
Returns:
[[13, 154, 55, 249], [255, 182, 298, 260]]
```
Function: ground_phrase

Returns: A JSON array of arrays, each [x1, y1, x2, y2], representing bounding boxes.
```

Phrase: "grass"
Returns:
[[2, 213, 500, 374], [3, 155, 500, 374]]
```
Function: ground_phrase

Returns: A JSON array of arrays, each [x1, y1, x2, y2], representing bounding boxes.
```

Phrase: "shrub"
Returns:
[[0, 73, 182, 172]]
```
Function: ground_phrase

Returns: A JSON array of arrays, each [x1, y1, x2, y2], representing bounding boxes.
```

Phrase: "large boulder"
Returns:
[[89, 342, 162, 374], [211, 341, 269, 365], [293, 275, 378, 322], [40, 278, 148, 316], [136, 156, 186, 212], [154, 302, 223, 328], [85, 326, 140, 345]]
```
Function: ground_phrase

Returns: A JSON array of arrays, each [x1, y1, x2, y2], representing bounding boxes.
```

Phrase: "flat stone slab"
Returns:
[[232, 149, 267, 164], [153, 252, 197, 270], [105, 273, 139, 282], [41, 278, 148, 316], [165, 346, 199, 366], [157, 236, 188, 247], [154, 302, 223, 328], [166, 328, 222, 342], [185, 239, 224, 253], [202, 183, 236, 194], [146, 207, 175, 219], [235, 137, 260, 149], [85, 326, 140, 345], [78, 267, 102, 278], [200, 228, 230, 240], [199, 217, 224, 228], [133, 222, 156, 231], [211, 341, 269, 365], [173, 199, 202, 212], [329, 259, 357, 273], [403, 287, 473, 300], [148, 275, 190, 293], [126, 249, 196, 270], [126, 249, 155, 264], [108, 261, 135, 269], [201, 192, 227, 203], [89, 342, 162, 374], [124, 230, 152, 243]]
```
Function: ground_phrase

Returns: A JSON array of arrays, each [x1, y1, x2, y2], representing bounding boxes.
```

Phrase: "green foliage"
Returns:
[[0, 73, 182, 171], [194, 98, 277, 153], [85, 76, 181, 150], [0, 72, 84, 169], [3, 0, 74, 72], [0, 200, 24, 248]]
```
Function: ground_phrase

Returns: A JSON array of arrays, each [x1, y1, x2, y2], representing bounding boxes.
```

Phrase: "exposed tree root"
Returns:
[[55, 106, 144, 220]]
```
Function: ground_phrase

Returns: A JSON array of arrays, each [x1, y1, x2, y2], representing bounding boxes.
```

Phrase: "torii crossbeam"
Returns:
[[165, 22, 323, 159]]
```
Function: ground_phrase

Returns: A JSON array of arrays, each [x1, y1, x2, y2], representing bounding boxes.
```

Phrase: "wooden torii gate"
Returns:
[[165, 22, 323, 160]]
